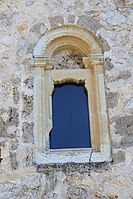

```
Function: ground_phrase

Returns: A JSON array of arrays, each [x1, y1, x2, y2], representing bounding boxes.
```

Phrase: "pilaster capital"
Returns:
[[90, 54, 104, 65], [83, 54, 103, 69], [83, 57, 92, 69], [34, 56, 54, 70]]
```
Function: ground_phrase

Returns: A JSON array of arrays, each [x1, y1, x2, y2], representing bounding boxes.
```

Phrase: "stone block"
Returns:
[[124, 97, 133, 112], [113, 150, 125, 164], [23, 77, 33, 89], [26, 43, 36, 54], [24, 0, 35, 7], [49, 16, 64, 28], [108, 92, 118, 109], [104, 57, 114, 71], [9, 152, 18, 170], [30, 22, 47, 35], [115, 70, 131, 80], [22, 122, 34, 143], [21, 147, 33, 166], [7, 108, 19, 127], [7, 126, 18, 139], [22, 95, 33, 117], [77, 15, 101, 34], [13, 87, 20, 104], [68, 15, 75, 23], [11, 78, 20, 104], [113, 0, 126, 8], [115, 115, 133, 147], [0, 117, 6, 137], [9, 139, 18, 150]]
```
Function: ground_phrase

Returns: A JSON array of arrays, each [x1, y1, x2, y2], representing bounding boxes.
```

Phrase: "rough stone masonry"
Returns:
[[0, 0, 133, 198]]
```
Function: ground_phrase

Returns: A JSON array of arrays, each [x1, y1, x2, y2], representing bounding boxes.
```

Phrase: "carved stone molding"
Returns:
[[33, 25, 103, 57], [34, 56, 54, 69], [33, 25, 111, 164]]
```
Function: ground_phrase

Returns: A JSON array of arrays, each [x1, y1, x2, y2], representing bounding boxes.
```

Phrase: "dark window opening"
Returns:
[[50, 83, 91, 149]]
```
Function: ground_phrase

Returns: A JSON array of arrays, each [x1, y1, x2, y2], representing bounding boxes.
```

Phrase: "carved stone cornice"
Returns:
[[83, 54, 104, 69], [34, 56, 54, 70], [83, 57, 92, 69], [90, 54, 104, 65]]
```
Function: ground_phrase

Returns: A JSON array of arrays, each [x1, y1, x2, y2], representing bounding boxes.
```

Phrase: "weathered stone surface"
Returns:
[[54, 50, 83, 69], [23, 148, 33, 166], [24, 0, 35, 7], [67, 186, 89, 199], [100, 10, 126, 26], [7, 108, 19, 127], [37, 162, 111, 174], [98, 35, 110, 52], [115, 70, 132, 80], [22, 57, 33, 75], [113, 0, 126, 8], [9, 152, 18, 170], [9, 139, 18, 150], [107, 70, 132, 83], [115, 115, 133, 147], [68, 15, 75, 23], [124, 97, 133, 112], [22, 95, 33, 117], [23, 77, 33, 89], [7, 128, 18, 139], [113, 150, 125, 164], [26, 43, 36, 54], [22, 122, 34, 143], [13, 87, 20, 104], [11, 78, 20, 104], [0, 0, 133, 198], [0, 117, 6, 137], [49, 16, 64, 28], [30, 22, 47, 35], [77, 15, 101, 34], [104, 57, 114, 70], [108, 92, 118, 109]]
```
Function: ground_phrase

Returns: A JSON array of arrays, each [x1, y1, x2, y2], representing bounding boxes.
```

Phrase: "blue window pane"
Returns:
[[50, 83, 91, 149]]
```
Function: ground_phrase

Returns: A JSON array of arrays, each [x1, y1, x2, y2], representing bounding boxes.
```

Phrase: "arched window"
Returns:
[[50, 83, 91, 149], [33, 25, 111, 164]]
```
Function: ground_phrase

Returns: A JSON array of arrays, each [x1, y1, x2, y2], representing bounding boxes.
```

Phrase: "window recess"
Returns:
[[33, 25, 112, 164], [50, 83, 91, 150]]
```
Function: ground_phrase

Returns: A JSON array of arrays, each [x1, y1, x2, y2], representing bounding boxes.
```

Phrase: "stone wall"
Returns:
[[0, 0, 133, 198]]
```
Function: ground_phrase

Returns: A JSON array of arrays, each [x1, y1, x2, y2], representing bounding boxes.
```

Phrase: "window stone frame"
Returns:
[[33, 25, 112, 164]]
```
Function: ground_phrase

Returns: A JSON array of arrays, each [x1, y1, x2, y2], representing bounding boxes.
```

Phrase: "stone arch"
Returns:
[[33, 25, 103, 58]]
